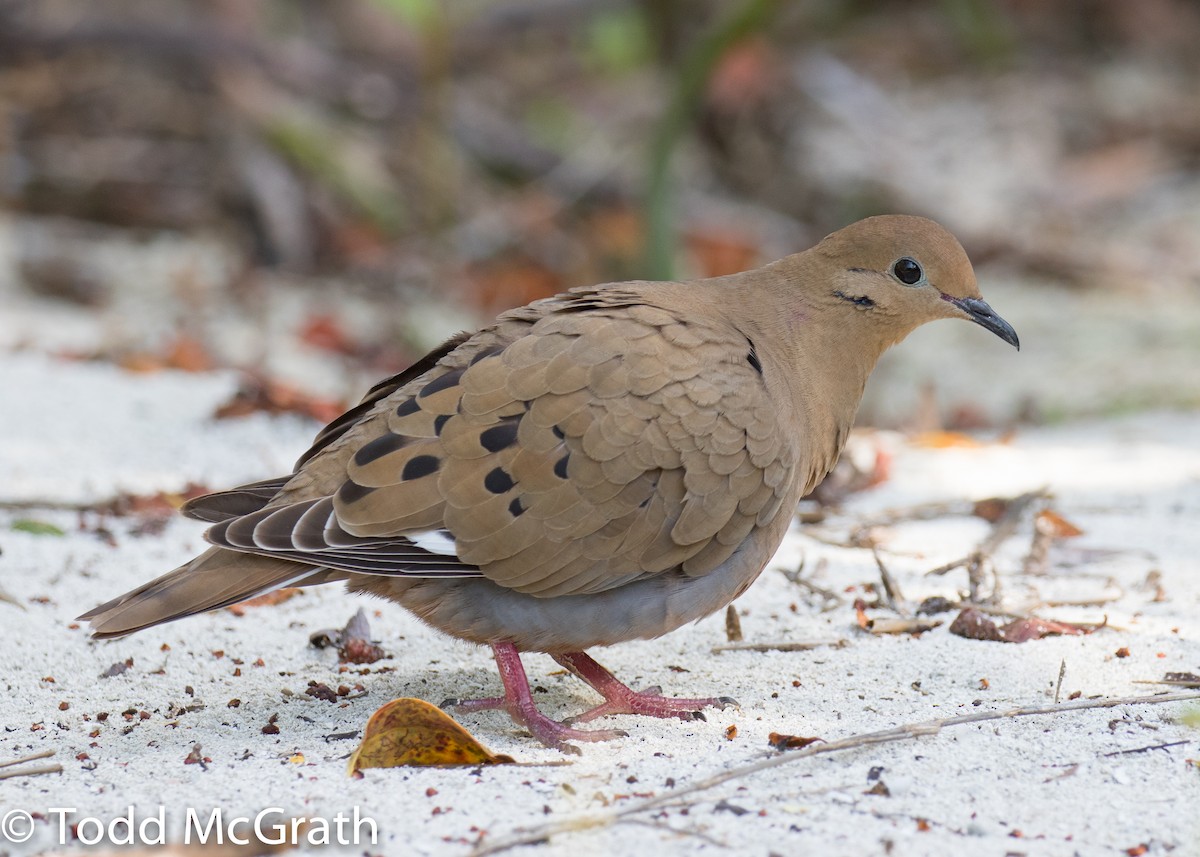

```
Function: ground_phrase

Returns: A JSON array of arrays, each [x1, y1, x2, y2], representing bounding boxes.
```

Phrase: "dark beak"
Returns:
[[947, 296, 1020, 350]]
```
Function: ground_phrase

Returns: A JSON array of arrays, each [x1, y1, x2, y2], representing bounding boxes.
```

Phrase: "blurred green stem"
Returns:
[[644, 0, 780, 280]]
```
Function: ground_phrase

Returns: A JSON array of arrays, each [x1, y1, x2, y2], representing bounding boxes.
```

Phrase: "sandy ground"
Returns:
[[0, 350, 1198, 857]]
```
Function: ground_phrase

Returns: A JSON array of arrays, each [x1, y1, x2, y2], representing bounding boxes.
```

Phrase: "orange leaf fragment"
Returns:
[[1035, 509, 1084, 538], [768, 732, 822, 751], [299, 312, 357, 356], [853, 598, 870, 630], [214, 374, 345, 424], [347, 698, 515, 772], [912, 431, 982, 449]]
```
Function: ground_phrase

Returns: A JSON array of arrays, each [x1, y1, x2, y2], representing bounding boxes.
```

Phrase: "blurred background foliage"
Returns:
[[2, 0, 1200, 424]]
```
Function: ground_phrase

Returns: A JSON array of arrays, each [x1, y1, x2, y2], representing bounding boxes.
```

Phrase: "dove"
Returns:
[[80, 215, 1018, 751]]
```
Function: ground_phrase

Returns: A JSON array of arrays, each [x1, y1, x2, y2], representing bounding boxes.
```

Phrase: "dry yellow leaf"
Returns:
[[347, 698, 514, 773]]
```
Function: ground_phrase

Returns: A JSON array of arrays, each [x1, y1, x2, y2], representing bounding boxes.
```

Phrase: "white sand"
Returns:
[[1, 351, 1197, 857]]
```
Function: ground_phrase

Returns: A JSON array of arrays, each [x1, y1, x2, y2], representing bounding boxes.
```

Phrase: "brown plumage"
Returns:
[[80, 215, 1018, 751]]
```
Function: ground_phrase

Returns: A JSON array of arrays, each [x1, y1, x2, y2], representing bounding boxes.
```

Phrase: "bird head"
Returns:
[[814, 214, 1019, 350]]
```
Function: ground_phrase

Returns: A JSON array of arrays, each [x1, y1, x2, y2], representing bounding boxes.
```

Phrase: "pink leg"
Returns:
[[553, 651, 738, 724], [441, 642, 627, 753]]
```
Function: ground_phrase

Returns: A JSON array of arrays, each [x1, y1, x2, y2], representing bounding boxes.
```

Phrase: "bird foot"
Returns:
[[445, 644, 734, 752], [442, 694, 627, 754], [443, 643, 628, 753], [554, 651, 738, 725], [562, 689, 738, 725]]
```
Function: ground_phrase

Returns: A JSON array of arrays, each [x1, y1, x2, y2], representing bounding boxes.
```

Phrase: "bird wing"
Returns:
[[202, 288, 796, 598]]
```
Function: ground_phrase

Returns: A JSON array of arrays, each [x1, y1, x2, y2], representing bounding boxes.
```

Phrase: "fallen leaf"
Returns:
[[767, 732, 822, 751], [853, 598, 870, 630], [347, 698, 514, 772], [299, 312, 357, 356], [339, 607, 386, 664], [11, 519, 66, 537], [1002, 616, 1089, 643], [1035, 508, 1084, 538], [949, 607, 1093, 643], [215, 374, 344, 424], [1164, 671, 1200, 685], [972, 497, 1010, 523], [305, 682, 340, 703], [949, 609, 1003, 641], [916, 596, 957, 615], [116, 334, 216, 374], [100, 658, 134, 678], [162, 334, 216, 372]]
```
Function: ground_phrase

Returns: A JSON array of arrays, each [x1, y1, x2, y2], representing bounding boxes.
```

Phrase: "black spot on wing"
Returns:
[[354, 433, 407, 467], [293, 329, 473, 470], [396, 397, 420, 417], [402, 455, 441, 481], [508, 497, 525, 518], [479, 420, 519, 453], [337, 479, 377, 504], [554, 454, 569, 479], [470, 346, 504, 365], [484, 466, 515, 494], [420, 368, 464, 398]]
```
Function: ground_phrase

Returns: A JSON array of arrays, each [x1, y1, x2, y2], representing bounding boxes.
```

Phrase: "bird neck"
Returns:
[[710, 263, 897, 493]]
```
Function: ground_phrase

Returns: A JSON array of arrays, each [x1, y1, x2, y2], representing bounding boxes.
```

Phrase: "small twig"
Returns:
[[865, 617, 941, 636], [1041, 592, 1123, 608], [1102, 740, 1189, 758], [470, 690, 1200, 856], [0, 498, 95, 512], [847, 499, 975, 539], [0, 764, 62, 780], [1133, 679, 1200, 688], [924, 556, 968, 577], [778, 559, 844, 611], [872, 547, 906, 615], [1023, 523, 1053, 575], [0, 749, 55, 769], [1054, 658, 1067, 703], [711, 639, 842, 654], [620, 817, 725, 847], [927, 488, 1049, 604]]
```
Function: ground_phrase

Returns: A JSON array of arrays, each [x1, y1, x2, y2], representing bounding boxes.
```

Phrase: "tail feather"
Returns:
[[78, 547, 339, 639], [180, 477, 290, 523]]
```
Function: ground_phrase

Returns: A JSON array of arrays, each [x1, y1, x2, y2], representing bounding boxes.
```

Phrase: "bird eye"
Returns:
[[892, 257, 923, 285]]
